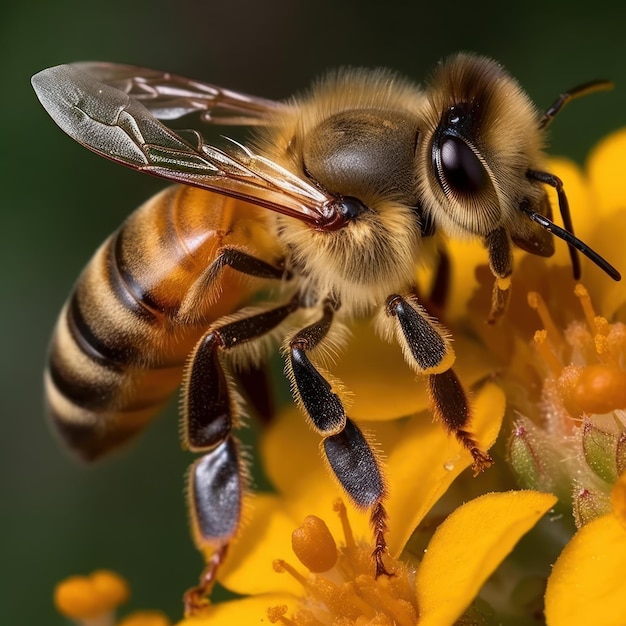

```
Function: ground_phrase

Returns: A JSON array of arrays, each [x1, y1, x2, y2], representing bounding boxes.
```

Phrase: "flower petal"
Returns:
[[443, 237, 487, 322], [611, 471, 626, 530], [415, 490, 557, 626], [334, 318, 495, 421], [544, 513, 626, 626], [587, 128, 626, 217], [385, 382, 505, 555], [217, 493, 304, 596], [585, 128, 626, 317], [175, 593, 298, 626], [263, 383, 505, 560], [332, 317, 425, 420]]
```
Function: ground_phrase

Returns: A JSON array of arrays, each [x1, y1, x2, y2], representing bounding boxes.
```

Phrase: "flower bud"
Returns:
[[572, 486, 611, 528], [581, 418, 619, 484], [616, 432, 626, 477], [508, 416, 570, 503]]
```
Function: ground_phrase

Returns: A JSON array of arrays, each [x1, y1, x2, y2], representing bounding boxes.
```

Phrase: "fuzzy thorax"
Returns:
[[274, 201, 422, 316]]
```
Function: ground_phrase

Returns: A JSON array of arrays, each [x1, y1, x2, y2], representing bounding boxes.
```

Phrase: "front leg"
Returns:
[[384, 294, 492, 474], [485, 227, 513, 324], [178, 245, 287, 321], [287, 301, 391, 576]]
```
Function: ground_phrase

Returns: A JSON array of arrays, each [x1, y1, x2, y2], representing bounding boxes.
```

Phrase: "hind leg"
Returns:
[[182, 297, 299, 613]]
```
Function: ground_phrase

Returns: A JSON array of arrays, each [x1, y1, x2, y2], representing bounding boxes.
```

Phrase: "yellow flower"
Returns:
[[174, 379, 556, 625], [172, 215, 516, 623], [54, 570, 170, 626], [545, 472, 626, 626], [222, 381, 504, 587], [466, 128, 626, 625], [51, 175, 533, 624]]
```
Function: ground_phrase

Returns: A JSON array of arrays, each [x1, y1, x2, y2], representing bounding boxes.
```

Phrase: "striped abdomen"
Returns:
[[45, 185, 277, 460]]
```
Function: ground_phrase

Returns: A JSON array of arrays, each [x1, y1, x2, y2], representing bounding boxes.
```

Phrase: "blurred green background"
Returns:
[[3, 1, 626, 623]]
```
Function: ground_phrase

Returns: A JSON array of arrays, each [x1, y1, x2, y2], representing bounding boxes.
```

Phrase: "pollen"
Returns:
[[528, 291, 564, 351], [54, 570, 130, 622], [291, 515, 338, 572], [268, 500, 418, 626], [529, 285, 626, 417]]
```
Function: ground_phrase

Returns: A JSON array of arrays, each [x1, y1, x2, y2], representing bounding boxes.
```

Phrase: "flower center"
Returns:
[[267, 500, 418, 625], [528, 284, 626, 419], [509, 283, 626, 527]]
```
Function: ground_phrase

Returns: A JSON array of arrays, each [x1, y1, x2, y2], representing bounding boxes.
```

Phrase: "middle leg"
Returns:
[[287, 300, 391, 576]]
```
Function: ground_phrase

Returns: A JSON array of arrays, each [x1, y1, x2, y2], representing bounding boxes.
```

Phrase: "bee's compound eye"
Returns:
[[339, 196, 369, 220], [437, 136, 488, 195]]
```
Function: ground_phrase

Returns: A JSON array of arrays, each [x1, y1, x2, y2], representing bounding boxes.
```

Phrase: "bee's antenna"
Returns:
[[527, 170, 580, 278], [539, 79, 613, 129], [519, 182, 621, 281]]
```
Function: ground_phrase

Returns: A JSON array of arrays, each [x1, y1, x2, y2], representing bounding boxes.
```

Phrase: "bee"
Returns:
[[32, 54, 620, 611]]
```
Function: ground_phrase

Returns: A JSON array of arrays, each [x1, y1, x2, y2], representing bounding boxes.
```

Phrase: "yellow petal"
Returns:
[[334, 319, 495, 421], [175, 593, 298, 626], [385, 382, 505, 555], [548, 157, 589, 234], [587, 127, 626, 217], [582, 127, 626, 317], [259, 386, 505, 582], [217, 493, 303, 596], [611, 471, 626, 530], [333, 317, 425, 420], [586, 205, 626, 320], [262, 384, 505, 561], [415, 490, 557, 626], [545, 513, 626, 626], [444, 237, 486, 322], [261, 407, 327, 499]]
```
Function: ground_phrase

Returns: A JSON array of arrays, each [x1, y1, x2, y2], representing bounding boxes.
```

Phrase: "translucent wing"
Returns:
[[32, 64, 336, 225], [70, 61, 287, 124]]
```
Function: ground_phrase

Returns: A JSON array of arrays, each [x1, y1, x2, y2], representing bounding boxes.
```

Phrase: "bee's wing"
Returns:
[[32, 64, 334, 225], [71, 61, 287, 125]]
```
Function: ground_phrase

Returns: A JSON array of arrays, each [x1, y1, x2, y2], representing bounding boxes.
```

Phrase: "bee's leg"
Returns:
[[182, 297, 299, 614], [427, 369, 492, 474], [484, 227, 513, 324], [385, 294, 492, 474], [324, 418, 390, 576], [288, 301, 390, 576], [202, 246, 288, 281], [178, 246, 287, 320]]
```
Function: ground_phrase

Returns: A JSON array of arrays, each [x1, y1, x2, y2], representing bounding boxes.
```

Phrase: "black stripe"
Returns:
[[47, 404, 142, 462], [112, 229, 166, 317], [48, 344, 120, 411], [48, 406, 103, 461], [67, 292, 137, 366]]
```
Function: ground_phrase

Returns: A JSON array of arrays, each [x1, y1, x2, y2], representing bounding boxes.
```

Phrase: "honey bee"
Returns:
[[32, 54, 620, 611]]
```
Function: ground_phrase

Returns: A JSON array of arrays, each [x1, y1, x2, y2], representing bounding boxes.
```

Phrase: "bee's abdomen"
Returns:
[[45, 185, 271, 461], [45, 288, 184, 460]]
